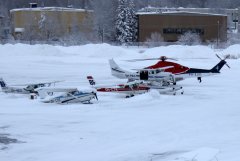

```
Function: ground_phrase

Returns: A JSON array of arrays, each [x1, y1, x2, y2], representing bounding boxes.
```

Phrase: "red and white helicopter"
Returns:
[[122, 54, 230, 83]]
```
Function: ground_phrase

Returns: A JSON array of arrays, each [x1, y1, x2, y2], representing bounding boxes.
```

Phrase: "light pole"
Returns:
[[217, 20, 219, 48]]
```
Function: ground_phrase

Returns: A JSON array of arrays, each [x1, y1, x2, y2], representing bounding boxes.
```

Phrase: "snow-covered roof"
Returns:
[[137, 7, 235, 16], [10, 7, 93, 13], [136, 11, 227, 17], [138, 7, 238, 13]]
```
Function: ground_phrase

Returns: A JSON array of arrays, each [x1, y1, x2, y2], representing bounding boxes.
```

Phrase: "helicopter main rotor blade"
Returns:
[[125, 58, 160, 62], [166, 58, 178, 61], [124, 56, 178, 62]]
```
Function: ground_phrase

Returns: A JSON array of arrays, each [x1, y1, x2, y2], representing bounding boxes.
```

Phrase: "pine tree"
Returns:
[[129, 0, 138, 42], [115, 0, 137, 44], [116, 0, 127, 43]]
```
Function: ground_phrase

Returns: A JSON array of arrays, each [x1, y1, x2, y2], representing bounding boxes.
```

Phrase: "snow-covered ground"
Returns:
[[0, 43, 239, 161]]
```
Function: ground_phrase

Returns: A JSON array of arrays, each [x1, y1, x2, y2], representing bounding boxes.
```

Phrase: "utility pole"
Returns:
[[102, 28, 104, 43], [217, 20, 219, 48]]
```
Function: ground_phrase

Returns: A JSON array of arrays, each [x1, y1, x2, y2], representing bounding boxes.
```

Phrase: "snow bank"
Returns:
[[222, 44, 240, 59]]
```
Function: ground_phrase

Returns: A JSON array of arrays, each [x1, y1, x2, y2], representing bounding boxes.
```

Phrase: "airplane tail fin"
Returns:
[[0, 78, 7, 89], [109, 59, 127, 79], [210, 60, 226, 73], [87, 76, 96, 86], [211, 54, 230, 73]]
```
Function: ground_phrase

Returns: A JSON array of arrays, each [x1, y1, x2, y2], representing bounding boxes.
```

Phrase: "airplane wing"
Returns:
[[36, 87, 77, 99], [12, 80, 64, 87], [36, 87, 77, 93], [125, 80, 144, 86]]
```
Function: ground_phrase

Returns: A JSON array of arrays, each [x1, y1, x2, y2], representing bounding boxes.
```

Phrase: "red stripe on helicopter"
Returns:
[[146, 61, 190, 74]]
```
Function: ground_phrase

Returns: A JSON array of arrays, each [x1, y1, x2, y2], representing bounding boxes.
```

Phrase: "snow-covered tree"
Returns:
[[115, 0, 137, 44], [145, 32, 164, 47], [178, 32, 202, 45], [129, 0, 138, 42]]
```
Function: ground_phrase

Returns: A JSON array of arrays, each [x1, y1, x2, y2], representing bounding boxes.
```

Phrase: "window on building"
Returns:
[[163, 28, 204, 35]]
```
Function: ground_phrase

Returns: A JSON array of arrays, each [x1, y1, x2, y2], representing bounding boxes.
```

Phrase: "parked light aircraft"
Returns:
[[0, 78, 61, 94], [87, 76, 149, 98], [36, 87, 97, 104]]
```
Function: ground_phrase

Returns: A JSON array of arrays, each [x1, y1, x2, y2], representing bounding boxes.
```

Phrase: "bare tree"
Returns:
[[91, 0, 117, 42]]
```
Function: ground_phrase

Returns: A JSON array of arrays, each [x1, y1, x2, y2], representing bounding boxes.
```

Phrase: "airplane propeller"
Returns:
[[93, 92, 98, 100], [216, 54, 230, 68], [125, 56, 178, 62]]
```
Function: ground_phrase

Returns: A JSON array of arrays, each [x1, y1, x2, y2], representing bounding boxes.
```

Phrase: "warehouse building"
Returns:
[[10, 5, 93, 41], [138, 7, 238, 32], [137, 11, 227, 42]]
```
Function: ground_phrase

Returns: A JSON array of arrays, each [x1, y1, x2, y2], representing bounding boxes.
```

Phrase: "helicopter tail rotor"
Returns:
[[216, 54, 230, 68]]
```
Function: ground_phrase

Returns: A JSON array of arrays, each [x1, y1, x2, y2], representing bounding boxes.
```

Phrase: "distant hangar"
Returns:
[[137, 11, 227, 42]]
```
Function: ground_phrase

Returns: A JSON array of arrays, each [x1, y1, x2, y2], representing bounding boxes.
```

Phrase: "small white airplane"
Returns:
[[36, 87, 98, 104], [87, 76, 149, 98], [109, 59, 176, 85], [0, 78, 61, 94]]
